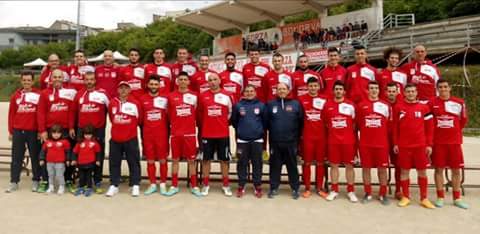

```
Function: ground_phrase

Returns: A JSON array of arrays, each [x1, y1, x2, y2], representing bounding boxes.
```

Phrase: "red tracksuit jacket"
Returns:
[[322, 98, 357, 145], [263, 70, 294, 102], [346, 63, 378, 103], [319, 64, 347, 98], [38, 86, 77, 132], [220, 69, 245, 101], [191, 69, 218, 94], [392, 101, 434, 147], [298, 94, 327, 141], [108, 97, 142, 142], [198, 89, 233, 138], [139, 93, 169, 139], [429, 96, 467, 145], [356, 99, 392, 148], [71, 88, 110, 129], [401, 60, 441, 100], [293, 69, 323, 98], [8, 88, 41, 134], [168, 90, 198, 137], [73, 139, 101, 165], [242, 62, 270, 103], [41, 139, 70, 163], [172, 61, 198, 90], [67, 64, 96, 91], [378, 68, 407, 101], [118, 64, 146, 100], [39, 66, 69, 90], [144, 62, 173, 95], [95, 64, 119, 98]]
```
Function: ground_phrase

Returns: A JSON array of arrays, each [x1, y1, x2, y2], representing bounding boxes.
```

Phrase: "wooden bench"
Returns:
[[0, 146, 30, 176], [203, 156, 477, 196]]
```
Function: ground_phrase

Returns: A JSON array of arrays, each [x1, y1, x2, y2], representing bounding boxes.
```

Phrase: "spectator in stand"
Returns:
[[342, 24, 350, 39], [336, 26, 343, 40], [353, 21, 361, 37], [328, 27, 335, 41], [361, 20, 368, 33], [293, 30, 301, 49]]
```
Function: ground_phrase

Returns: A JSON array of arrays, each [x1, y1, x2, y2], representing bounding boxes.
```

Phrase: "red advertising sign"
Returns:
[[281, 19, 321, 45], [303, 48, 328, 63]]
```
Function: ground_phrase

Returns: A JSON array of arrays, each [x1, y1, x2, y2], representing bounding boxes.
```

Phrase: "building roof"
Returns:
[[174, 0, 345, 35]]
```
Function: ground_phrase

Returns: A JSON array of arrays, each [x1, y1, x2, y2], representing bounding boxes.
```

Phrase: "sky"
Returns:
[[0, 1, 218, 29]]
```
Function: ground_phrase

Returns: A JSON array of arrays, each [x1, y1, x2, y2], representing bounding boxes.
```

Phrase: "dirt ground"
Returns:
[[0, 103, 479, 234]]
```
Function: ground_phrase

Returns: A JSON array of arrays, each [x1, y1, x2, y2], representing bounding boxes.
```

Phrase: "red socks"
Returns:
[[302, 165, 311, 191], [394, 168, 401, 193], [190, 175, 198, 188], [172, 173, 178, 187], [316, 165, 324, 190], [400, 179, 410, 198], [437, 189, 445, 199], [147, 163, 156, 184], [331, 183, 339, 192], [347, 184, 355, 193], [160, 163, 167, 183], [203, 176, 209, 186], [222, 176, 230, 187], [364, 184, 372, 195], [453, 190, 461, 200], [418, 177, 428, 200], [379, 185, 387, 197]]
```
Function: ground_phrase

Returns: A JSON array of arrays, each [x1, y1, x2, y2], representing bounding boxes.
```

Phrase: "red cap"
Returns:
[[117, 81, 130, 88]]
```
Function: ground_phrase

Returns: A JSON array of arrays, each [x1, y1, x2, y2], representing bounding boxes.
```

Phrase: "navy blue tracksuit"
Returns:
[[231, 98, 267, 187], [266, 98, 303, 191]]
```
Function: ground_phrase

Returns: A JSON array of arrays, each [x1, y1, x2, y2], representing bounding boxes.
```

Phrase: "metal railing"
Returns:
[[362, 13, 416, 48], [384, 13, 415, 29]]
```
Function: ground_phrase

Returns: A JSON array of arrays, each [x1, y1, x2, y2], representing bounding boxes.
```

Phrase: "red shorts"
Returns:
[[398, 146, 430, 170], [171, 135, 197, 160], [328, 144, 355, 165], [432, 144, 464, 169], [302, 138, 326, 165], [359, 146, 389, 168], [143, 136, 169, 160]]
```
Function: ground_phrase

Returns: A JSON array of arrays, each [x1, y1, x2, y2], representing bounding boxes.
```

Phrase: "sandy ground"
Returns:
[[0, 102, 479, 234]]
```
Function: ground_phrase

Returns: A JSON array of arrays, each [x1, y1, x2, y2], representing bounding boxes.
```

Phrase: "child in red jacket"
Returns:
[[72, 125, 101, 197], [39, 124, 71, 195]]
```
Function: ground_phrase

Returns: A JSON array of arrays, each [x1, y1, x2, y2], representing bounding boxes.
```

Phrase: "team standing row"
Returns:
[[6, 45, 468, 209]]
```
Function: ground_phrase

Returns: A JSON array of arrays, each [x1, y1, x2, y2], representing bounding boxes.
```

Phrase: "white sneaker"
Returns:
[[347, 192, 359, 203], [57, 185, 65, 195], [131, 185, 140, 197], [326, 191, 338, 201], [5, 183, 18, 193], [105, 185, 119, 197], [159, 183, 167, 195], [46, 185, 55, 194], [222, 186, 233, 197], [201, 186, 210, 196]]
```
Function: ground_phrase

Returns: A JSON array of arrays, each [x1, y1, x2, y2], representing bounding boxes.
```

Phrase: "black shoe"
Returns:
[[268, 189, 279, 199], [292, 190, 300, 200]]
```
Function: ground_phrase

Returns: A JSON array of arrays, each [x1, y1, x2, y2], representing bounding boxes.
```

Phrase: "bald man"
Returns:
[[95, 50, 120, 97], [401, 45, 441, 100], [39, 54, 69, 90]]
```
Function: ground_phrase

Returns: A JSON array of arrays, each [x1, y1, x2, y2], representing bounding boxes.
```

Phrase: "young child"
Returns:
[[39, 124, 71, 195], [72, 125, 101, 197]]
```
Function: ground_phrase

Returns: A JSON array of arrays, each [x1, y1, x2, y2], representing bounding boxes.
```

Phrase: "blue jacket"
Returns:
[[266, 98, 303, 143], [231, 98, 267, 141]]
